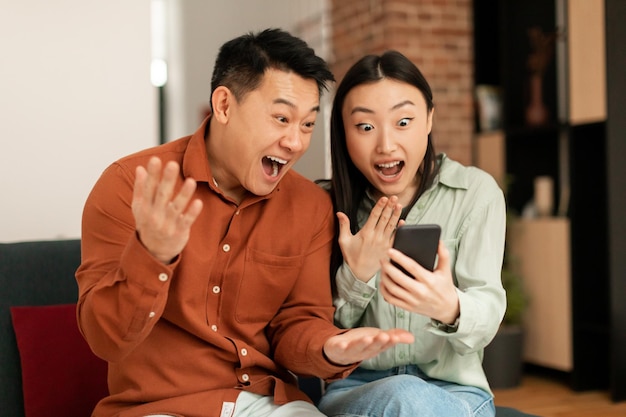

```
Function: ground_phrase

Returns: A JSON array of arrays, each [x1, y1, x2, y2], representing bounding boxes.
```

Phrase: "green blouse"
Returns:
[[334, 154, 507, 395]]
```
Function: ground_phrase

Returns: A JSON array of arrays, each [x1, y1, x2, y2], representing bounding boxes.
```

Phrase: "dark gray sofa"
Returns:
[[0, 239, 83, 417], [0, 239, 538, 417]]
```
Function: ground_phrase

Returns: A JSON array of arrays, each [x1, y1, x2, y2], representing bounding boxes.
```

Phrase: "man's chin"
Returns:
[[249, 182, 280, 197]]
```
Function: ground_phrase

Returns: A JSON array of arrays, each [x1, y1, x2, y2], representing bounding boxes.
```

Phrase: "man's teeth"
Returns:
[[267, 156, 287, 177], [268, 156, 287, 164]]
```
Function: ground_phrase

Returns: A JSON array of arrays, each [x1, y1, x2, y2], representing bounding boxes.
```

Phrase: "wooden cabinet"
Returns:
[[508, 218, 572, 371]]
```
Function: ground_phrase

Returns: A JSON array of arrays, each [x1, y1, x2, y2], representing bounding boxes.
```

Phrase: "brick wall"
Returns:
[[330, 0, 474, 165]]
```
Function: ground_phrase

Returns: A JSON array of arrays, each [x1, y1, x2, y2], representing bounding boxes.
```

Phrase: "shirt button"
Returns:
[[211, 324, 218, 332], [158, 273, 168, 282], [222, 244, 230, 252], [212, 286, 221, 294], [235, 210, 240, 215], [241, 348, 248, 356], [242, 373, 250, 382], [148, 311, 156, 318]]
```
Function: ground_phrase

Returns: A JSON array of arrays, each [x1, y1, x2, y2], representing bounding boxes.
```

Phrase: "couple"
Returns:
[[76, 28, 506, 417]]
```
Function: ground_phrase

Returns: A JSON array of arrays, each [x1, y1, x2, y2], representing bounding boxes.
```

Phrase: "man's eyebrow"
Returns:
[[274, 98, 320, 113]]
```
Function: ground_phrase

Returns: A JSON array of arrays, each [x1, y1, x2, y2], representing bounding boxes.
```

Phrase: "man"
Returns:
[[76, 28, 413, 417]]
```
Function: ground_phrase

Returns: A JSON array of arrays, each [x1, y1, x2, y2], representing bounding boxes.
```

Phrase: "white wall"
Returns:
[[0, 0, 330, 243], [0, 0, 157, 242]]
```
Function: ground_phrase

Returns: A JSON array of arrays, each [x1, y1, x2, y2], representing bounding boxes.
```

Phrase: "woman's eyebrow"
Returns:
[[390, 100, 415, 110], [350, 106, 374, 115], [350, 100, 415, 115]]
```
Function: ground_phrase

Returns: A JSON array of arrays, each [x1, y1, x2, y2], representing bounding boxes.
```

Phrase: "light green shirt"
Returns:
[[334, 154, 506, 395]]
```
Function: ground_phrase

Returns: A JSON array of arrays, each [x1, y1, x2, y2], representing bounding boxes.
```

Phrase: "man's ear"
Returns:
[[211, 86, 232, 123]]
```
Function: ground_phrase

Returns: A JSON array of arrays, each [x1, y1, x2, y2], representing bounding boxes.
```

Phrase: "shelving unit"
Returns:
[[472, 0, 609, 392]]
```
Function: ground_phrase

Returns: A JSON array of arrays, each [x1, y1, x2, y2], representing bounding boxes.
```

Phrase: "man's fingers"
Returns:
[[324, 327, 415, 365], [180, 199, 204, 225], [353, 329, 415, 361], [154, 160, 181, 208], [143, 157, 163, 203], [132, 165, 148, 209], [166, 178, 198, 217], [386, 329, 415, 345]]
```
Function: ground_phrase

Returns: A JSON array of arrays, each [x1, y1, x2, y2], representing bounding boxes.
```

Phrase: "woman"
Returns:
[[317, 51, 507, 417]]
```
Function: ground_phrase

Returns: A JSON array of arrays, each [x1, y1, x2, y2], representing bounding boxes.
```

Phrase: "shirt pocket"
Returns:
[[235, 247, 303, 323]]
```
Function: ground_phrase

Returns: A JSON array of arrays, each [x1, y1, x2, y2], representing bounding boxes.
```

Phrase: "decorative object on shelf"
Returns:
[[533, 176, 554, 217], [475, 84, 503, 132], [525, 26, 557, 127]]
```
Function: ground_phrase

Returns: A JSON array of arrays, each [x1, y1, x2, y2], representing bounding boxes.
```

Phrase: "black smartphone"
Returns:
[[391, 224, 441, 275]]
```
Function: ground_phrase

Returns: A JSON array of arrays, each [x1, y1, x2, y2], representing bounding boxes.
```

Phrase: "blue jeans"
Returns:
[[318, 365, 494, 417]]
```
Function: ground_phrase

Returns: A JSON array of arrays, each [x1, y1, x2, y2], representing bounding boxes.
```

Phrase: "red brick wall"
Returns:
[[330, 0, 474, 165]]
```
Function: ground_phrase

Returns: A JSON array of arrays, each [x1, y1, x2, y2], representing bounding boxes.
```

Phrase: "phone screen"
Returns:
[[391, 224, 441, 275]]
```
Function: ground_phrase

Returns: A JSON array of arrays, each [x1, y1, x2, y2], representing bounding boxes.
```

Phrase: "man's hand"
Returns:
[[132, 156, 203, 264], [337, 196, 402, 282], [323, 327, 414, 366]]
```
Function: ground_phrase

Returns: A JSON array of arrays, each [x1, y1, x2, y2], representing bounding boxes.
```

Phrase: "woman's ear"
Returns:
[[211, 86, 232, 123], [426, 108, 434, 134]]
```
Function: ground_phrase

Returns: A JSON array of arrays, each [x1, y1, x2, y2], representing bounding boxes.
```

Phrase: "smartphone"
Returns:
[[391, 224, 441, 275]]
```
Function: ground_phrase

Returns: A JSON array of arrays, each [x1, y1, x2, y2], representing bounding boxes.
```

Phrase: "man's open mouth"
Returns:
[[262, 156, 287, 177]]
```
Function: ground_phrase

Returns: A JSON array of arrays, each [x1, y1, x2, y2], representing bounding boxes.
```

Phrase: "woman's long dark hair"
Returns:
[[329, 50, 439, 277]]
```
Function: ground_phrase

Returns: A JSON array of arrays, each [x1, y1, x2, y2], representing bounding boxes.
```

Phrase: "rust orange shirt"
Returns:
[[76, 118, 354, 417]]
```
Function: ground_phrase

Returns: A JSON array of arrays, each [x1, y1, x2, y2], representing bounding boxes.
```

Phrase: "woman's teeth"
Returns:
[[377, 161, 400, 169], [376, 161, 402, 176]]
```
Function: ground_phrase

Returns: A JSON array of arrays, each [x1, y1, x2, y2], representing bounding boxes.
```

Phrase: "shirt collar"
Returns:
[[181, 116, 213, 184], [435, 153, 469, 191]]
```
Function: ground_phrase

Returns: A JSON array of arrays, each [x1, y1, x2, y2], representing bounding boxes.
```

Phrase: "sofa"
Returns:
[[0, 239, 108, 417], [0, 239, 538, 417]]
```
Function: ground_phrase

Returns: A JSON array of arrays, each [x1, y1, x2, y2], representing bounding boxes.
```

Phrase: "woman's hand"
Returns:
[[336, 196, 402, 282], [380, 241, 460, 325]]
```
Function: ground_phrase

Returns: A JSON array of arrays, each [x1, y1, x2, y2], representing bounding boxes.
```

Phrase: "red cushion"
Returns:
[[10, 303, 108, 417]]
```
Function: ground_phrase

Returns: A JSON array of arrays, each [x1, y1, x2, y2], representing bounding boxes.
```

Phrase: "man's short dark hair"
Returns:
[[210, 28, 334, 109]]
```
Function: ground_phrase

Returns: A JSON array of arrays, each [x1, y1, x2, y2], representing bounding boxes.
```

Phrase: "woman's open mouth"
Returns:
[[262, 156, 287, 178], [376, 160, 404, 177]]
